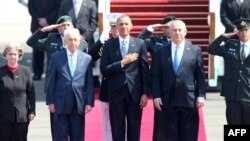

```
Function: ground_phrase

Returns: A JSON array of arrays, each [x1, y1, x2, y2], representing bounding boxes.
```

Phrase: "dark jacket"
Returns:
[[100, 37, 150, 104], [152, 41, 206, 108], [0, 65, 35, 123], [207, 35, 250, 102]]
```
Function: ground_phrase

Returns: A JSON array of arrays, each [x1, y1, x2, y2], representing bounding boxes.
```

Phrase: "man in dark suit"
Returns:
[[88, 13, 122, 141], [220, 0, 250, 33], [59, 0, 98, 47], [152, 20, 206, 141], [28, 0, 61, 80], [207, 18, 250, 124], [100, 15, 150, 141], [26, 15, 88, 141], [46, 28, 94, 141], [138, 15, 176, 141]]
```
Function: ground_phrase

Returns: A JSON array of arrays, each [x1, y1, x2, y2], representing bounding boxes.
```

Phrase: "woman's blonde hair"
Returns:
[[3, 42, 24, 60]]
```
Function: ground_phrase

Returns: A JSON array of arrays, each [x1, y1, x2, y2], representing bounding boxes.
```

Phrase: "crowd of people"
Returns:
[[1, 0, 250, 141]]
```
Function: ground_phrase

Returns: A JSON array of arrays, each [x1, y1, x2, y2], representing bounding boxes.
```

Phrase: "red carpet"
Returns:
[[85, 99, 207, 141]]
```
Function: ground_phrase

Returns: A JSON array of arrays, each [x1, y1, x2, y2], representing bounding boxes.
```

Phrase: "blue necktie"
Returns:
[[173, 46, 180, 74], [121, 40, 127, 57]]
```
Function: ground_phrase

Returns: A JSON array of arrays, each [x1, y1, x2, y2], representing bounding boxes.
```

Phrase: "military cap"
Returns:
[[106, 13, 123, 26], [56, 15, 72, 24], [161, 16, 176, 24], [234, 18, 250, 30]]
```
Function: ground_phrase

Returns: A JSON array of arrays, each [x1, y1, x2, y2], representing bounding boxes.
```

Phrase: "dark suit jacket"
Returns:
[[100, 37, 150, 104], [46, 50, 94, 115], [220, 0, 250, 33], [138, 28, 170, 58], [28, 0, 60, 32], [26, 29, 88, 91], [59, 0, 98, 43], [0, 65, 35, 123], [152, 41, 206, 108], [207, 35, 250, 102]]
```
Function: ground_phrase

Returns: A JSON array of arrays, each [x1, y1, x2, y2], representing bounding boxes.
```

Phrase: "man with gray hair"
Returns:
[[46, 28, 94, 141]]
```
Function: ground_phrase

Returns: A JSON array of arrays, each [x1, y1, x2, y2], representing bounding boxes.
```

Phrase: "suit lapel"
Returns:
[[63, 50, 73, 78], [128, 37, 136, 54], [115, 38, 123, 59], [73, 51, 83, 78], [176, 42, 190, 75], [69, 1, 76, 21]]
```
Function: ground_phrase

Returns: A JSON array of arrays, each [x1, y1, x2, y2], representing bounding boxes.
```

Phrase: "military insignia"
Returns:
[[229, 48, 236, 52], [51, 42, 58, 49], [156, 42, 163, 46], [240, 21, 246, 27]]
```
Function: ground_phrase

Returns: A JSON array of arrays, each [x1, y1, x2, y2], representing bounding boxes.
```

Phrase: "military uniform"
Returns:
[[27, 29, 88, 88], [207, 18, 250, 124]]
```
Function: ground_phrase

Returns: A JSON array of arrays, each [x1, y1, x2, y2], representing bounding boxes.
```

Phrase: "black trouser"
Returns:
[[50, 112, 55, 141], [109, 85, 142, 141], [32, 49, 44, 76], [0, 122, 29, 141], [152, 108, 168, 141], [225, 99, 250, 124]]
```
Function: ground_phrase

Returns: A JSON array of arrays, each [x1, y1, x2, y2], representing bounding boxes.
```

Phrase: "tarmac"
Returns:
[[0, 1, 227, 141]]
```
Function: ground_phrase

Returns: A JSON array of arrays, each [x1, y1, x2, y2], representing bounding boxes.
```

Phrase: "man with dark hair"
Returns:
[[100, 15, 150, 141]]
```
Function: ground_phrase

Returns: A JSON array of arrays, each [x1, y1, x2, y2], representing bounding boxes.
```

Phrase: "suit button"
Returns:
[[238, 80, 241, 82], [241, 62, 244, 64], [239, 70, 242, 73]]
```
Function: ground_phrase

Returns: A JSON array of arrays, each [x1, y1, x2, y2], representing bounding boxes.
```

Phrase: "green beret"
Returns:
[[56, 15, 72, 24], [234, 18, 250, 30]]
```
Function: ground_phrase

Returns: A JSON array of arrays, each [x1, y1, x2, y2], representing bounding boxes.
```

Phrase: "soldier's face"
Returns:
[[237, 29, 250, 43], [117, 17, 132, 38], [58, 22, 73, 35], [162, 22, 171, 38], [110, 25, 119, 38]]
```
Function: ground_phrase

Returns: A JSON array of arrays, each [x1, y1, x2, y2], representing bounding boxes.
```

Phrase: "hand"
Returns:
[[140, 94, 148, 109], [222, 32, 238, 39], [196, 99, 205, 108], [41, 24, 61, 32], [85, 105, 92, 113], [38, 18, 48, 27], [154, 98, 163, 111], [28, 114, 35, 121], [151, 24, 165, 30], [121, 53, 139, 65], [48, 104, 55, 113]]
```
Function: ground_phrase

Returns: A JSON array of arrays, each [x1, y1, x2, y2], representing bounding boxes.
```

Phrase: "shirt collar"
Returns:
[[240, 40, 250, 47], [119, 35, 130, 43], [171, 40, 185, 49], [67, 49, 78, 56]]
